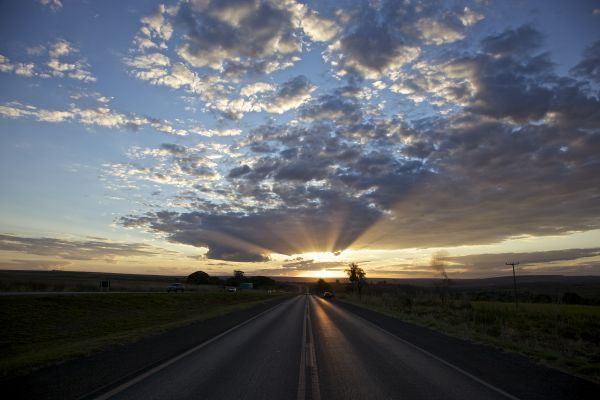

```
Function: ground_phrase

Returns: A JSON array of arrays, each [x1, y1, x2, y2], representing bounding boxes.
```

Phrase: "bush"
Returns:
[[187, 271, 211, 285], [562, 292, 582, 304]]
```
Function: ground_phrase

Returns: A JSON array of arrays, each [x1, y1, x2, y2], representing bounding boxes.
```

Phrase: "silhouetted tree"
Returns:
[[315, 278, 331, 294], [345, 263, 366, 297], [248, 276, 276, 287], [226, 270, 248, 287]]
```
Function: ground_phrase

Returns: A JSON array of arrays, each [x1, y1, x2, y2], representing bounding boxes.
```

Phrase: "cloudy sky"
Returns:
[[1, 0, 599, 278]]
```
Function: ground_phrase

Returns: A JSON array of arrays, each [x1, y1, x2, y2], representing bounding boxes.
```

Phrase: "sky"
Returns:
[[1, 0, 600, 279]]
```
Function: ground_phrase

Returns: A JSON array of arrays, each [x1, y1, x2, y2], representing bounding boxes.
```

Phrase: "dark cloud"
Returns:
[[228, 164, 251, 178], [176, 0, 301, 76], [448, 248, 600, 269], [263, 75, 315, 113], [481, 25, 543, 57], [330, 0, 482, 79], [299, 93, 363, 123], [571, 40, 600, 83], [160, 143, 187, 155]]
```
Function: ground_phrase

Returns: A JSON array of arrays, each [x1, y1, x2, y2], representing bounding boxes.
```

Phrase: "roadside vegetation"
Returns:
[[0, 290, 286, 378], [335, 281, 600, 384]]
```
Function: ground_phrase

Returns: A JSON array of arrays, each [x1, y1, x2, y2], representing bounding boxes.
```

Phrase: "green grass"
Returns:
[[338, 293, 600, 383], [0, 291, 285, 378]]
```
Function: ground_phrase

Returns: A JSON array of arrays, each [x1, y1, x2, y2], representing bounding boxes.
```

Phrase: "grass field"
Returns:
[[0, 270, 194, 292], [0, 291, 285, 378], [338, 293, 600, 383]]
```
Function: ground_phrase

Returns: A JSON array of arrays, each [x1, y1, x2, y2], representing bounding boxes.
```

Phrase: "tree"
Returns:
[[345, 263, 366, 297], [315, 278, 331, 294], [233, 270, 246, 281], [187, 271, 211, 285], [226, 270, 247, 287], [248, 276, 276, 287]]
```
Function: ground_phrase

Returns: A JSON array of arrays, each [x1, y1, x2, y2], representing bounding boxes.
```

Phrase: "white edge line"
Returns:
[[328, 299, 520, 400], [91, 296, 296, 400]]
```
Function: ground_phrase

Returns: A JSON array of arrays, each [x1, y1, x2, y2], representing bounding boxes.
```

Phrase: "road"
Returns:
[[94, 295, 516, 400]]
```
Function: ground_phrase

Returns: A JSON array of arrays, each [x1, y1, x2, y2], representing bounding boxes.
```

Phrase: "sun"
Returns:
[[313, 269, 342, 279]]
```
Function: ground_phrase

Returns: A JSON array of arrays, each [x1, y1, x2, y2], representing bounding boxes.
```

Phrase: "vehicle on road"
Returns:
[[322, 291, 334, 299], [226, 287, 237, 292], [167, 283, 185, 293]]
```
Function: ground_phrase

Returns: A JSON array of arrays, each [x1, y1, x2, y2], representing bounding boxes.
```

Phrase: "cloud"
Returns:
[[113, 22, 600, 263], [38, 0, 62, 12], [262, 75, 315, 114], [571, 40, 600, 83], [281, 259, 346, 272], [481, 25, 543, 57], [0, 55, 36, 77], [0, 101, 188, 135], [0, 39, 96, 82], [123, 1, 333, 120], [175, 0, 302, 75], [301, 10, 340, 42], [332, 21, 421, 80], [48, 38, 74, 58], [445, 248, 600, 276], [240, 81, 275, 97], [0, 234, 171, 261], [415, 17, 464, 45], [0, 259, 69, 271], [326, 0, 483, 80]]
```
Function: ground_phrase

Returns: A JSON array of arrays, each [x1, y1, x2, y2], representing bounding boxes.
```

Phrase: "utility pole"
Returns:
[[506, 261, 520, 308]]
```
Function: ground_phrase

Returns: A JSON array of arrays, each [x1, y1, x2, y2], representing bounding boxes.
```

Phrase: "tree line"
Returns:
[[186, 270, 277, 288]]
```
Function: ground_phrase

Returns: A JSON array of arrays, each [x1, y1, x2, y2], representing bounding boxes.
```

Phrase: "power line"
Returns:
[[506, 261, 520, 308]]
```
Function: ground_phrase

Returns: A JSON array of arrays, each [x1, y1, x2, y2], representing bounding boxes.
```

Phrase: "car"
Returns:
[[226, 287, 237, 292], [323, 291, 334, 299], [167, 283, 185, 292]]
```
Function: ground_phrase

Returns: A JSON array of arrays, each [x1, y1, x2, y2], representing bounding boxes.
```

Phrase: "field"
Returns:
[[0, 270, 197, 292], [0, 291, 285, 378], [337, 291, 600, 383]]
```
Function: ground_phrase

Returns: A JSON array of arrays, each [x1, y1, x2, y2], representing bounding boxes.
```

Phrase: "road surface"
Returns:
[[95, 295, 518, 400]]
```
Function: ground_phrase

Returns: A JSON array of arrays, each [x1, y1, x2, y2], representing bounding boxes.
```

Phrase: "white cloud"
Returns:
[[459, 7, 484, 27], [0, 101, 187, 136], [0, 39, 96, 82], [49, 39, 74, 58], [416, 18, 465, 45], [125, 53, 171, 69], [240, 82, 275, 97], [38, 0, 62, 11], [190, 128, 242, 137], [0, 55, 14, 73], [301, 10, 340, 42]]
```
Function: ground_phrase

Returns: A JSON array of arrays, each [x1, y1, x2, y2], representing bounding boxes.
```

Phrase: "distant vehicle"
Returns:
[[167, 283, 184, 293], [226, 287, 237, 292], [323, 291, 334, 299]]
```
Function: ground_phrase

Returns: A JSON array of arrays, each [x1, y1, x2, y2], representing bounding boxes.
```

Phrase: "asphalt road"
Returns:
[[93, 295, 527, 400]]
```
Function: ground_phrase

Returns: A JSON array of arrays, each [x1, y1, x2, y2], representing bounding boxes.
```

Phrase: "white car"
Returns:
[[167, 283, 185, 292]]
